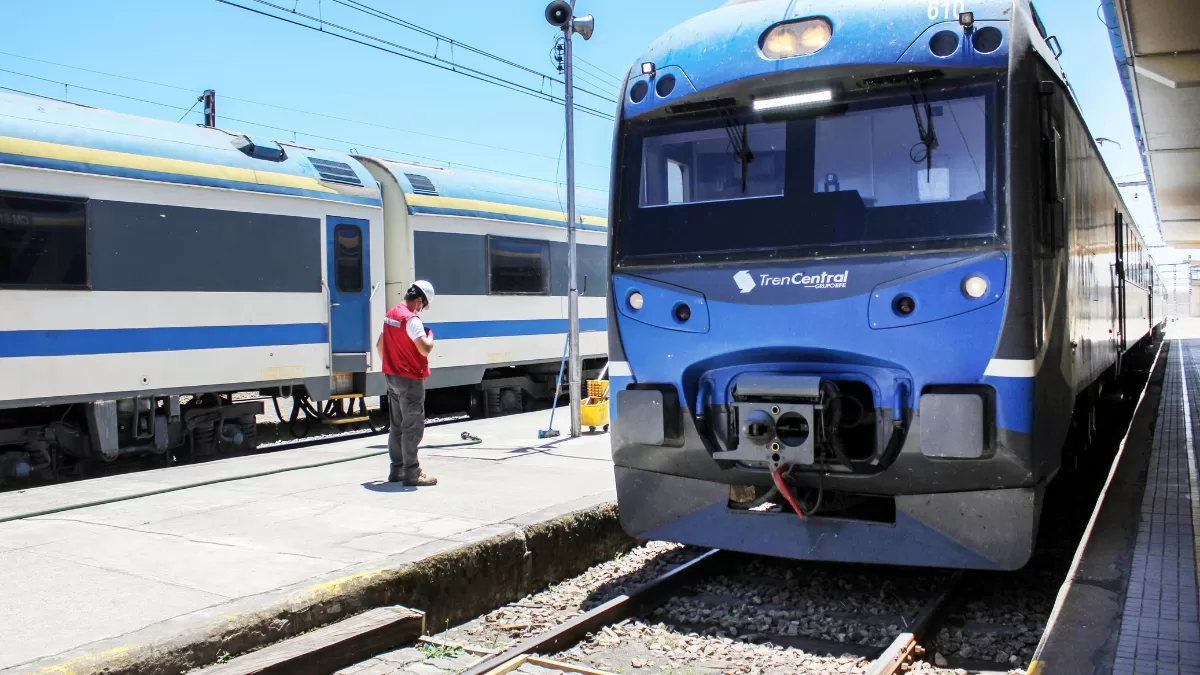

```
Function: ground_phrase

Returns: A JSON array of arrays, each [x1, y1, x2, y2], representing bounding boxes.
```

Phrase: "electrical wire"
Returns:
[[328, 0, 616, 104], [0, 50, 609, 169], [215, 0, 615, 120], [0, 69, 610, 191], [0, 67, 191, 114], [331, 0, 556, 85], [177, 94, 203, 122], [576, 56, 623, 87]]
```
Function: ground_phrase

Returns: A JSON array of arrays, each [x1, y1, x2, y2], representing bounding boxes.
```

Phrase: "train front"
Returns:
[[608, 0, 1038, 570]]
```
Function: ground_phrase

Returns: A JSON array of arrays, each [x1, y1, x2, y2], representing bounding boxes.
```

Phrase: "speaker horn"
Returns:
[[545, 0, 571, 27]]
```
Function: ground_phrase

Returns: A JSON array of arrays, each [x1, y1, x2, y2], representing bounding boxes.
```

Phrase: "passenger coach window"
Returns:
[[333, 224, 363, 293], [488, 236, 549, 295], [0, 191, 88, 289]]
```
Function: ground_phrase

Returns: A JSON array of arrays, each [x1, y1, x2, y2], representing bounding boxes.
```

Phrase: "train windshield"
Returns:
[[615, 84, 998, 264]]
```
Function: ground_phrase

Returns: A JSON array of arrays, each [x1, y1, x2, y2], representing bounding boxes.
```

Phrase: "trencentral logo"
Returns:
[[733, 270, 756, 293], [754, 270, 850, 290]]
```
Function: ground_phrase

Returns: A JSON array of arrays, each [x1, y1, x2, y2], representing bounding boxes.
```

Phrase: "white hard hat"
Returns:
[[410, 280, 435, 303]]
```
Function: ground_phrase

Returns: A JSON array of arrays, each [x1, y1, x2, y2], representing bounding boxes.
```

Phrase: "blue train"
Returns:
[[605, 0, 1165, 570]]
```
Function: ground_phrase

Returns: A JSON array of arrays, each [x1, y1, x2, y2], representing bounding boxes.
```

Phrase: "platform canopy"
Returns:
[[1108, 0, 1200, 248]]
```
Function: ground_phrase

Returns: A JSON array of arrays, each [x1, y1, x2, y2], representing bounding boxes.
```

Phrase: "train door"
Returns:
[[1114, 210, 1127, 369], [327, 216, 371, 356]]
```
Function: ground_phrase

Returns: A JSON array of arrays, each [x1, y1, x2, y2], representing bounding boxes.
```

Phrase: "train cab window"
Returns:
[[0, 191, 88, 289], [333, 224, 363, 293], [488, 236, 549, 295], [640, 123, 786, 207], [813, 96, 988, 208], [617, 83, 997, 263]]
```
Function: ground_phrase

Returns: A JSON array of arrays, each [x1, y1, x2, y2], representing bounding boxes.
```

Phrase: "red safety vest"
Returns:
[[382, 304, 430, 380]]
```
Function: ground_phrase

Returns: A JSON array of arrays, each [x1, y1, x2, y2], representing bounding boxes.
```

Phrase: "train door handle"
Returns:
[[330, 303, 341, 307]]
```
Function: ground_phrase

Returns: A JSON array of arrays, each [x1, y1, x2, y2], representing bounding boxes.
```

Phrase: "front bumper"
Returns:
[[616, 465, 1040, 570]]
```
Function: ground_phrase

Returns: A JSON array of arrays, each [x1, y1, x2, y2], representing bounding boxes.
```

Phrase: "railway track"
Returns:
[[427, 549, 963, 675], [376, 542, 964, 672]]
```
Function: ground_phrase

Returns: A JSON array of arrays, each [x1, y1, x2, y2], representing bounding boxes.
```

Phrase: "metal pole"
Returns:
[[564, 18, 582, 438], [202, 89, 216, 128]]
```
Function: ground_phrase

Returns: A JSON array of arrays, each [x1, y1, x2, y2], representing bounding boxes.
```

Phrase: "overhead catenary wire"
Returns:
[[327, 0, 618, 105], [0, 49, 609, 169], [214, 0, 615, 120], [0, 68, 610, 192], [576, 56, 624, 87]]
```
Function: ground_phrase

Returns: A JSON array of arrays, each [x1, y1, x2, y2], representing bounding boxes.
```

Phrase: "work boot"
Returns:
[[387, 465, 403, 482], [403, 472, 438, 487]]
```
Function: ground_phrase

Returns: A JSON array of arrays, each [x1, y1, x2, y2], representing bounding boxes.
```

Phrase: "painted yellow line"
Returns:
[[0, 135, 338, 194], [405, 193, 608, 228]]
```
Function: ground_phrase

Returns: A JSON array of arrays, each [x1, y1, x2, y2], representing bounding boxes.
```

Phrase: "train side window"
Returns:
[[333, 223, 363, 293], [0, 191, 88, 289], [488, 235, 549, 295]]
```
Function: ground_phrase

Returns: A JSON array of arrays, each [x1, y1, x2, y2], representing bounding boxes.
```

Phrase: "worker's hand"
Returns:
[[425, 328, 433, 338]]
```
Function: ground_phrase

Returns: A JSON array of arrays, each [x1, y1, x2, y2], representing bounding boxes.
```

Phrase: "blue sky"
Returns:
[[0, 0, 1174, 256]]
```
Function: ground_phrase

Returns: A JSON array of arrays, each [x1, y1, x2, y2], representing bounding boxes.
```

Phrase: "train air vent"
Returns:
[[308, 157, 363, 186], [404, 173, 438, 195]]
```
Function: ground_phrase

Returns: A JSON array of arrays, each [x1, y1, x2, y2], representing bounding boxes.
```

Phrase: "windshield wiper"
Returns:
[[909, 79, 939, 178], [721, 108, 754, 193]]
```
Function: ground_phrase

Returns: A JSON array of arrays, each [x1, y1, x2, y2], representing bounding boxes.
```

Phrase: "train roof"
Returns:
[[624, 0, 1023, 118], [0, 92, 380, 205], [359, 157, 608, 232]]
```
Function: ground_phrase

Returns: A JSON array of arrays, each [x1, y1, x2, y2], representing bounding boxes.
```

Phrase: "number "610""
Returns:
[[929, 0, 966, 20]]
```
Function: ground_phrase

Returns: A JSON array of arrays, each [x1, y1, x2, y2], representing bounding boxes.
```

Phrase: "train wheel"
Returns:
[[604, 424, 609, 432]]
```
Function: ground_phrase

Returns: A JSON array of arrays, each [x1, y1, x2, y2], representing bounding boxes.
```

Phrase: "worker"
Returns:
[[377, 280, 437, 486]]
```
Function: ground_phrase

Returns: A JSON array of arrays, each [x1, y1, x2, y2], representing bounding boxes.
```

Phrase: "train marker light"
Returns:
[[628, 292, 644, 310], [641, 62, 656, 77], [959, 12, 975, 28], [963, 275, 988, 299], [752, 89, 833, 112], [760, 18, 832, 59]]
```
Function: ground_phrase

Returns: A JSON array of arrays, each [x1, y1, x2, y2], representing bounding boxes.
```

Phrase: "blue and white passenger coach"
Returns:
[[0, 92, 607, 480], [607, 0, 1165, 570]]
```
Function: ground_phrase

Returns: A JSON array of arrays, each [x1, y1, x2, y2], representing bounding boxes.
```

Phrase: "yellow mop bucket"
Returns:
[[581, 365, 610, 433]]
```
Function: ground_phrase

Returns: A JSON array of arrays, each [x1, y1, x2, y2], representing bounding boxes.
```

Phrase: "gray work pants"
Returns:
[[386, 375, 425, 479]]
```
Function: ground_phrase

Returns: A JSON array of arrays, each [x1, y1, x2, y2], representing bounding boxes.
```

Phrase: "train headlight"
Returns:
[[760, 18, 832, 59], [963, 275, 988, 299], [628, 291, 644, 311], [753, 89, 833, 111]]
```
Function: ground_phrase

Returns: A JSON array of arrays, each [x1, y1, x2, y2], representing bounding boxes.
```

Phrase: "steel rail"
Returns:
[[458, 549, 725, 675], [865, 571, 964, 675]]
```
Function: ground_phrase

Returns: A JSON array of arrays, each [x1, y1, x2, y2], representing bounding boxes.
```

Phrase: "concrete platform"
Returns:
[[0, 409, 620, 674], [1031, 319, 1200, 675]]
